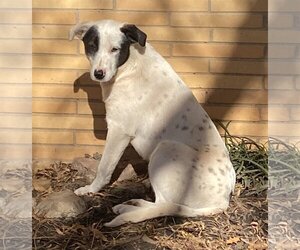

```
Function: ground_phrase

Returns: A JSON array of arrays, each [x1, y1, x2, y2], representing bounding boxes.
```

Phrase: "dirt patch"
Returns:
[[32, 161, 267, 250]]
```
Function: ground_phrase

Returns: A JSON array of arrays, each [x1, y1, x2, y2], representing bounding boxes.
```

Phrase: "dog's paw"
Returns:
[[104, 216, 126, 227], [74, 185, 95, 196], [112, 204, 138, 214]]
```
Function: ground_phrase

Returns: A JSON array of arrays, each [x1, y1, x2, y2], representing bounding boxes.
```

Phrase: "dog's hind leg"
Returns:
[[104, 202, 225, 227]]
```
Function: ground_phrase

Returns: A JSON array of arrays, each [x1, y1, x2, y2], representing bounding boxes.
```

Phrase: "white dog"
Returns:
[[69, 20, 236, 227]]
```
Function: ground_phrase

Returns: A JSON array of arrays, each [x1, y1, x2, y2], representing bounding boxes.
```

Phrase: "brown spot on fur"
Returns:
[[202, 119, 207, 123], [208, 168, 217, 175], [219, 168, 226, 176], [198, 126, 204, 131], [175, 124, 179, 129], [217, 159, 222, 163], [181, 126, 189, 131]]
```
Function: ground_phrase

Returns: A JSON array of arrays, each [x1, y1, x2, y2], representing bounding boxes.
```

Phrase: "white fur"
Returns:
[[70, 20, 236, 227]]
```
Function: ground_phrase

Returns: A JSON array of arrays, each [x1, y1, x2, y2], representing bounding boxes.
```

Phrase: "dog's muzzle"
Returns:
[[94, 69, 106, 80]]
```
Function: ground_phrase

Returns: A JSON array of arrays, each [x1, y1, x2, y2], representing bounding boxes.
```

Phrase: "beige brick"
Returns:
[[171, 13, 263, 28], [268, 14, 294, 28], [267, 76, 294, 90], [0, 0, 31, 8], [33, 145, 104, 161], [33, 55, 89, 69], [142, 27, 210, 42], [0, 130, 31, 144], [269, 62, 300, 75], [0, 69, 31, 83], [204, 105, 260, 121], [211, 0, 267, 12], [33, 25, 71, 39], [167, 58, 209, 73], [33, 100, 76, 114], [77, 101, 106, 115], [217, 122, 267, 137], [269, 123, 300, 137], [33, 130, 74, 144], [0, 25, 31, 39], [270, 1, 300, 12], [290, 108, 300, 121], [33, 0, 113, 9], [268, 45, 296, 59], [269, 90, 300, 104], [296, 77, 300, 89], [173, 43, 264, 58], [0, 40, 31, 54], [33, 84, 101, 100], [0, 99, 31, 113], [79, 42, 171, 56], [33, 40, 77, 54], [33, 69, 78, 84], [206, 89, 267, 104], [0, 115, 31, 129], [180, 74, 263, 89], [79, 11, 169, 26], [0, 11, 31, 24], [261, 107, 290, 121], [116, 0, 208, 11], [269, 30, 300, 44], [33, 10, 76, 25], [33, 115, 106, 130], [0, 84, 31, 98], [0, 55, 31, 69], [213, 29, 267, 43], [75, 131, 106, 145], [210, 60, 267, 75], [0, 145, 32, 160]]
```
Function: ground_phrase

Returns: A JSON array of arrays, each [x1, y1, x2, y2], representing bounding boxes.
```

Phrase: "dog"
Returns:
[[69, 20, 236, 227]]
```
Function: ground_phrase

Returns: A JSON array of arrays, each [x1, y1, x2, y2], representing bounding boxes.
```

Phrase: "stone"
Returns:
[[34, 190, 87, 218], [71, 157, 99, 183]]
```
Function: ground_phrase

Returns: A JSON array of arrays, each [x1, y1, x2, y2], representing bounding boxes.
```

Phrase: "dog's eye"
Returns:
[[88, 43, 97, 50], [111, 47, 119, 52]]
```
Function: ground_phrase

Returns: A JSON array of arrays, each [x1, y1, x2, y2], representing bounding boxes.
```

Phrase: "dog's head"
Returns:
[[69, 20, 147, 83]]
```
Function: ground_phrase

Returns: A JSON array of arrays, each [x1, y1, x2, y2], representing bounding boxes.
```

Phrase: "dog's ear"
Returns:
[[120, 24, 147, 47], [69, 22, 94, 40]]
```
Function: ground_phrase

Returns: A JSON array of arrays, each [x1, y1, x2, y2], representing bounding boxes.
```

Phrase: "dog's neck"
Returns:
[[100, 44, 145, 102]]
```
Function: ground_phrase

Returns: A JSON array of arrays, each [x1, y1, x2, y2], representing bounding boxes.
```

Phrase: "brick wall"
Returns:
[[32, 0, 268, 161]]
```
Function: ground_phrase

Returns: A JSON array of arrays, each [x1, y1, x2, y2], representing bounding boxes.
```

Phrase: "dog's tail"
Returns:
[[104, 202, 226, 227]]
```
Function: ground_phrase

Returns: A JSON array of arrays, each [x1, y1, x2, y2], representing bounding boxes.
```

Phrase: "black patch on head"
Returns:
[[82, 26, 99, 57], [120, 24, 147, 47], [117, 38, 131, 67]]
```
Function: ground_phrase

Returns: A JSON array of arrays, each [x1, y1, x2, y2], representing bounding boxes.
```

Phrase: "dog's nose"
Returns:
[[94, 69, 105, 80]]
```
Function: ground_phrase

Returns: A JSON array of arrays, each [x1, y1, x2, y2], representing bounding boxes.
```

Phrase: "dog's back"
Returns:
[[105, 43, 225, 160]]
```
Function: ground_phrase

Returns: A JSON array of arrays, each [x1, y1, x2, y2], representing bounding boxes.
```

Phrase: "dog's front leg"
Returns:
[[74, 126, 131, 195]]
